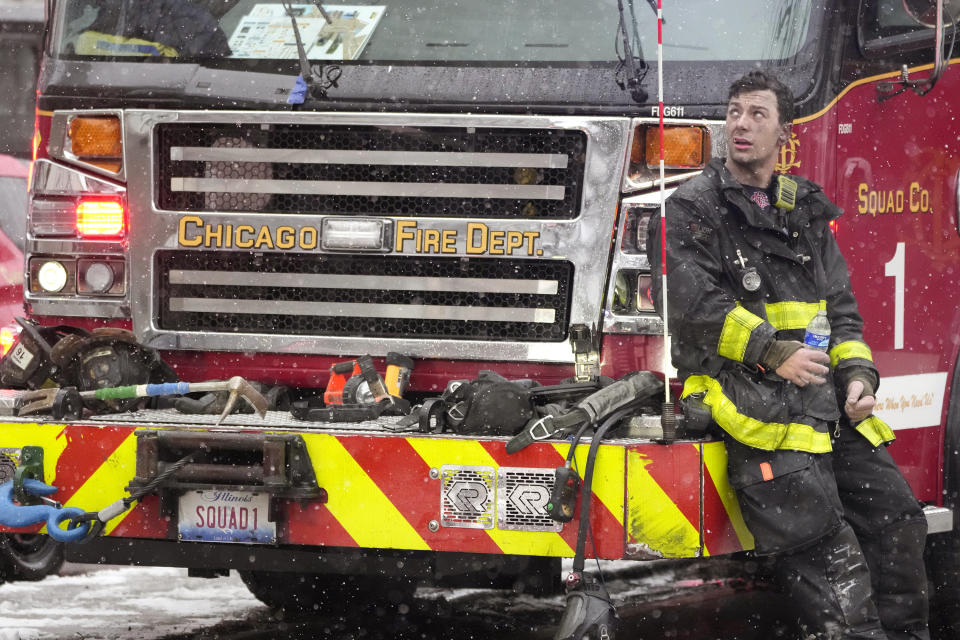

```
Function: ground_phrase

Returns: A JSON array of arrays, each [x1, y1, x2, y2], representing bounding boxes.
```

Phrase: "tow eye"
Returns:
[[0, 446, 90, 543]]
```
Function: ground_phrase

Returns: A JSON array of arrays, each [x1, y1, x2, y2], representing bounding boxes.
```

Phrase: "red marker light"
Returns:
[[76, 198, 125, 237], [0, 323, 20, 356]]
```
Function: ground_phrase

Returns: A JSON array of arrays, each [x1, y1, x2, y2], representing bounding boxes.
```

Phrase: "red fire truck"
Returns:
[[0, 0, 958, 632]]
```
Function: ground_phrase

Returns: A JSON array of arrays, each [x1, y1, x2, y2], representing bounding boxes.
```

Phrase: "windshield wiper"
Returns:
[[282, 1, 341, 102], [615, 0, 651, 103]]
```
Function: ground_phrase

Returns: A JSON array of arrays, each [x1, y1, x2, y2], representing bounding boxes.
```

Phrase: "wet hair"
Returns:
[[727, 70, 795, 125]]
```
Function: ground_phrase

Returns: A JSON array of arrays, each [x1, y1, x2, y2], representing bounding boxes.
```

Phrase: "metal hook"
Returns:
[[0, 479, 90, 543]]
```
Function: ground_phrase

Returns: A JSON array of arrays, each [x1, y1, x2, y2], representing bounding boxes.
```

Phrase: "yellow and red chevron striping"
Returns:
[[625, 444, 702, 558], [53, 426, 131, 496], [702, 441, 753, 555], [633, 443, 701, 533], [0, 422, 752, 560], [333, 435, 502, 553], [624, 442, 752, 558], [407, 437, 575, 556], [547, 441, 625, 559]]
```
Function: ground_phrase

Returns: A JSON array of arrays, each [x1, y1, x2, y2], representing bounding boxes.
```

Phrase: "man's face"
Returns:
[[725, 89, 790, 173]]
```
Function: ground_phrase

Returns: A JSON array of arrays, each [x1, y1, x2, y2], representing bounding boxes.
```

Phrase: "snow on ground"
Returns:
[[0, 565, 266, 640]]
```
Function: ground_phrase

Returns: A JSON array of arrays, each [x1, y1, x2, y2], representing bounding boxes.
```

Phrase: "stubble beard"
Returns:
[[727, 140, 778, 184]]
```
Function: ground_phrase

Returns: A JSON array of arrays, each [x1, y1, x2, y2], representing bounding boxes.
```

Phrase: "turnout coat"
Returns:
[[647, 158, 894, 453]]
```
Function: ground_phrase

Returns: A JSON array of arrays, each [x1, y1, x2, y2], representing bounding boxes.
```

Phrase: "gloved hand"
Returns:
[[760, 339, 804, 370], [770, 343, 830, 387]]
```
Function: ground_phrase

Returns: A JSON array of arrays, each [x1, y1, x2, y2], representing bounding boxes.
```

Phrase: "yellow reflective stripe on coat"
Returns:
[[718, 305, 764, 362], [855, 415, 896, 447], [682, 375, 833, 453], [829, 341, 874, 368], [764, 300, 826, 331]]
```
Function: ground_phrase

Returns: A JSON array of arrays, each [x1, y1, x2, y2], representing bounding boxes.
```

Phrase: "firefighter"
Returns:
[[647, 70, 929, 639]]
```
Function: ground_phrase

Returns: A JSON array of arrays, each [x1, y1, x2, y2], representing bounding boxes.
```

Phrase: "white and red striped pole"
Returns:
[[656, 0, 670, 404]]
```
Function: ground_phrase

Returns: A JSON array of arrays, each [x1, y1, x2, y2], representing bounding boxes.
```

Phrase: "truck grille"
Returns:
[[157, 123, 586, 219], [156, 251, 573, 341]]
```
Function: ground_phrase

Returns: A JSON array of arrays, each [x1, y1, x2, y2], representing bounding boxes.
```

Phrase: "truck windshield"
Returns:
[[50, 0, 814, 64]]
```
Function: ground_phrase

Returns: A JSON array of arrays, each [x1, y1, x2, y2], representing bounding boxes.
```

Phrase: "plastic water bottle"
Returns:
[[804, 310, 830, 351]]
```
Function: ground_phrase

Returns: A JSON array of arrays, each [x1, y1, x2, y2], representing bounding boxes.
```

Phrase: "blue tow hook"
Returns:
[[0, 479, 90, 543]]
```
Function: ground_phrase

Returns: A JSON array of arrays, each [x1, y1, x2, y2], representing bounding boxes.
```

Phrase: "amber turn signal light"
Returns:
[[643, 125, 707, 170], [625, 123, 711, 190], [68, 116, 122, 172]]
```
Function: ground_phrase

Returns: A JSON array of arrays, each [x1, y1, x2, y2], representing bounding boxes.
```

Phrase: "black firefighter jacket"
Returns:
[[647, 158, 894, 453]]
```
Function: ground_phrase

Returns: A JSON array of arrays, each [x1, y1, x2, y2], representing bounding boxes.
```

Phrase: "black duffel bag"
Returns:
[[403, 370, 602, 436]]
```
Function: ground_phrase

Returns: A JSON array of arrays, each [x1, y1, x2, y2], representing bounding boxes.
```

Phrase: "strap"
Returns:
[[417, 397, 447, 434], [528, 381, 600, 404], [394, 398, 448, 433], [506, 408, 589, 454]]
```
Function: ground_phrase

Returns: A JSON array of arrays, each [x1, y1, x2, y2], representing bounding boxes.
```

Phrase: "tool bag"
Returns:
[[441, 370, 538, 436], [401, 371, 603, 436]]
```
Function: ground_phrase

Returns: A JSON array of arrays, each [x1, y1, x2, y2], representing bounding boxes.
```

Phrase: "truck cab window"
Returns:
[[859, 0, 959, 55], [59, 0, 232, 57], [51, 0, 815, 65]]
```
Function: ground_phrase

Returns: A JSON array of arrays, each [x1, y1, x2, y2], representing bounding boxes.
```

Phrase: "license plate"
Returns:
[[178, 490, 276, 544]]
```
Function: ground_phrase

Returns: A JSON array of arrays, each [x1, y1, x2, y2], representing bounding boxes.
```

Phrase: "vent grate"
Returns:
[[156, 251, 573, 342], [440, 466, 496, 530], [497, 467, 563, 532], [157, 124, 586, 219]]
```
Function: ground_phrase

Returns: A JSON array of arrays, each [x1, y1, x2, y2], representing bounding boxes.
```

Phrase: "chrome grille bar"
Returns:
[[168, 297, 557, 323], [170, 147, 569, 169], [168, 269, 559, 295], [169, 177, 565, 200]]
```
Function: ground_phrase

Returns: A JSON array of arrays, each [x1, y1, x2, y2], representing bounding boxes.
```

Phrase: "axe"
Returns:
[[17, 376, 268, 425]]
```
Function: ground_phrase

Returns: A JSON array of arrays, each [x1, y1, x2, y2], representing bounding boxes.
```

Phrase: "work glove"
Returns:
[[763, 340, 830, 387], [760, 339, 803, 370]]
